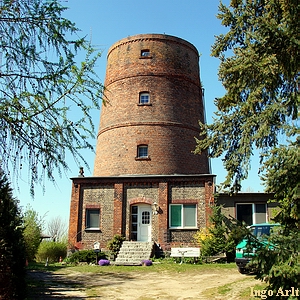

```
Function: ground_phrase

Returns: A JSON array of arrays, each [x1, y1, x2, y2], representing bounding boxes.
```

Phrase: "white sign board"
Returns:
[[94, 241, 100, 250]]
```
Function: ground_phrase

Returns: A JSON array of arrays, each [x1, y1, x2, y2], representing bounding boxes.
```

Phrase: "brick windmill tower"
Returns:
[[68, 34, 215, 255], [94, 33, 209, 176]]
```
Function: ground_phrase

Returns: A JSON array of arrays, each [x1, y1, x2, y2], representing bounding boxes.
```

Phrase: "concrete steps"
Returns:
[[114, 241, 154, 266]]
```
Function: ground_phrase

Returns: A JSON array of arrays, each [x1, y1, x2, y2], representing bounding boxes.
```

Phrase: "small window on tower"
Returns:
[[136, 145, 150, 160], [141, 49, 150, 57], [139, 92, 150, 104]]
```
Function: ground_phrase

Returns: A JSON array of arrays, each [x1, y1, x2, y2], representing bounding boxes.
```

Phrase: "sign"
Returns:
[[93, 241, 100, 250]]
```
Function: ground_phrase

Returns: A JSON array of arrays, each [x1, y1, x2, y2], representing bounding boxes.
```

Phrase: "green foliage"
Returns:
[[36, 241, 67, 263], [197, 206, 227, 256], [260, 143, 299, 229], [194, 0, 299, 292], [249, 228, 300, 299], [195, 205, 248, 262], [67, 250, 107, 264], [0, 0, 104, 196], [0, 169, 26, 299], [194, 0, 298, 194], [23, 205, 43, 261], [107, 234, 126, 258]]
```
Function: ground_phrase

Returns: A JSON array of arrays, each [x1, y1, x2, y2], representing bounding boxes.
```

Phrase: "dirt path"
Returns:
[[27, 266, 259, 299]]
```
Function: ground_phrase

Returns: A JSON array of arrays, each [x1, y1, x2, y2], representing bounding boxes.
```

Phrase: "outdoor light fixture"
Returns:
[[152, 201, 159, 215]]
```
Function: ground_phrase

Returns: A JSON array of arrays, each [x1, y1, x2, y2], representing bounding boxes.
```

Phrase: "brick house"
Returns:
[[68, 34, 216, 253], [68, 34, 278, 255]]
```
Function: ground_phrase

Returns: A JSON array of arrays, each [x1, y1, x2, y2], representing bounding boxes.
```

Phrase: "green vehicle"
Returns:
[[235, 223, 280, 274]]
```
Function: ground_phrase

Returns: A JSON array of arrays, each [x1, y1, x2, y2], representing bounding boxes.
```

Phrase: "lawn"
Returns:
[[26, 260, 265, 299]]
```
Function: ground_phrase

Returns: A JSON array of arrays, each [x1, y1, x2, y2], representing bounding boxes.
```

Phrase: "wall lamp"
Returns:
[[152, 201, 159, 215]]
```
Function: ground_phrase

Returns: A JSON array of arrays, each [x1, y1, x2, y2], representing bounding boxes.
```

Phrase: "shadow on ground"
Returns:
[[26, 269, 135, 299]]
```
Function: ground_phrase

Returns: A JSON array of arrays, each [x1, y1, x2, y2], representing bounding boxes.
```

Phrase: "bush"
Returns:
[[23, 206, 43, 262], [107, 234, 125, 258], [67, 250, 107, 264], [250, 227, 300, 297], [36, 241, 67, 263], [194, 205, 248, 262]]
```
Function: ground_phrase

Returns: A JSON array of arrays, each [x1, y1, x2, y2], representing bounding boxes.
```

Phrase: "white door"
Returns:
[[137, 205, 152, 242]]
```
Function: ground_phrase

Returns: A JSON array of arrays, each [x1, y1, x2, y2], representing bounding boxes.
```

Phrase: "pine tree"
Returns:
[[194, 0, 299, 293], [0, 169, 26, 299]]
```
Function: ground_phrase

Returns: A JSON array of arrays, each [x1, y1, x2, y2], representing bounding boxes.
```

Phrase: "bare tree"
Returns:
[[47, 216, 67, 242]]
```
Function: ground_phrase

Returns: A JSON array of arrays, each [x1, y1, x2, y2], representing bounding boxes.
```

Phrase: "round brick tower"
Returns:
[[93, 34, 209, 176]]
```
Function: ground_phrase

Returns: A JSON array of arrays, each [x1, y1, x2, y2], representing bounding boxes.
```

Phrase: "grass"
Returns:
[[43, 259, 237, 274], [26, 260, 259, 299]]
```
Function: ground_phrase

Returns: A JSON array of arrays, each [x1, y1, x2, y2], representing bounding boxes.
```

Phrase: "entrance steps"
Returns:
[[114, 241, 154, 266]]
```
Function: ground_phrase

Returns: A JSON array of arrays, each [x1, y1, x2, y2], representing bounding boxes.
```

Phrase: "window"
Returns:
[[139, 92, 150, 104], [86, 209, 100, 229], [137, 145, 148, 158], [142, 211, 150, 224], [236, 203, 267, 226], [131, 205, 138, 240], [141, 49, 150, 57], [169, 204, 197, 228]]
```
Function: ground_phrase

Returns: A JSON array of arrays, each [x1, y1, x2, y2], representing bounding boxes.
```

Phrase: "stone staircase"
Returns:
[[114, 241, 154, 266]]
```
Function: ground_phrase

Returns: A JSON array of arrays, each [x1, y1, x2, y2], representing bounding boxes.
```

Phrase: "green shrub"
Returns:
[[107, 234, 125, 258], [194, 205, 248, 262], [67, 250, 107, 264], [23, 206, 43, 262], [250, 228, 300, 297], [36, 241, 67, 263]]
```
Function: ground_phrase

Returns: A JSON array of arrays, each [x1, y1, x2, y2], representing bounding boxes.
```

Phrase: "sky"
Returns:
[[14, 0, 265, 231]]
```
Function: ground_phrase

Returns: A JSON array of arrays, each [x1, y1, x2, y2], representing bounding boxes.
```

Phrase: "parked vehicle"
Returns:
[[235, 223, 280, 274]]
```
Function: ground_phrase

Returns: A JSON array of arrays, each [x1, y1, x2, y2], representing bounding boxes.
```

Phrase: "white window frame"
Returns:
[[169, 204, 197, 229], [137, 145, 148, 158], [139, 92, 150, 104], [86, 209, 100, 230]]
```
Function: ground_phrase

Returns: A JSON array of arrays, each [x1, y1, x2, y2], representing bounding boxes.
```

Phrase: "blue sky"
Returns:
[[14, 0, 264, 230]]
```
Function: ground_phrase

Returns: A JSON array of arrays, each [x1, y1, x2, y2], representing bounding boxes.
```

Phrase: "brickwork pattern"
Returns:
[[124, 184, 159, 240], [94, 34, 209, 176], [68, 183, 81, 248], [169, 182, 207, 230], [158, 181, 169, 248], [79, 185, 114, 249], [169, 230, 199, 246], [113, 183, 124, 236]]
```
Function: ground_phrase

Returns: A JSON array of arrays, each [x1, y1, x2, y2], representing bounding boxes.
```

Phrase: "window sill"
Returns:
[[135, 156, 151, 161], [169, 227, 198, 230], [138, 103, 152, 106], [85, 228, 101, 232], [139, 56, 152, 59]]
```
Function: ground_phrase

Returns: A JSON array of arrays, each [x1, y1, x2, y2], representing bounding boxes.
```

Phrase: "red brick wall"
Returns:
[[68, 175, 215, 252], [94, 34, 209, 176], [68, 182, 81, 249]]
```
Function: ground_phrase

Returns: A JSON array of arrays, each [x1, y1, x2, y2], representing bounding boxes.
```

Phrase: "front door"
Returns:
[[131, 205, 152, 242]]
